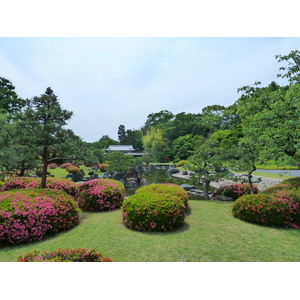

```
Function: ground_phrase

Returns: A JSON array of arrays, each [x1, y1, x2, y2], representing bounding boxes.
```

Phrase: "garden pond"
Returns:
[[125, 170, 208, 200]]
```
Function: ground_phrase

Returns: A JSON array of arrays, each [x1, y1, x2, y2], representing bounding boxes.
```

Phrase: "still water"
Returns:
[[256, 169, 300, 177], [125, 170, 206, 200]]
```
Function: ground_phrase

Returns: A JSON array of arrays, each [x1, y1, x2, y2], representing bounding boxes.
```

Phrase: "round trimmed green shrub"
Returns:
[[135, 183, 188, 209], [222, 183, 258, 200], [17, 248, 112, 262], [232, 190, 300, 228], [76, 179, 125, 211], [122, 184, 187, 232], [0, 189, 80, 245]]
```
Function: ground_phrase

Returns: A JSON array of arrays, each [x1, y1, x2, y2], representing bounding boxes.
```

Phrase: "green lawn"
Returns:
[[1, 200, 300, 262]]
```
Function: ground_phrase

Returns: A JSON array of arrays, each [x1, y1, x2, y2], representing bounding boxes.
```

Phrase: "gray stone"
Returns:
[[212, 195, 233, 201], [181, 184, 197, 191]]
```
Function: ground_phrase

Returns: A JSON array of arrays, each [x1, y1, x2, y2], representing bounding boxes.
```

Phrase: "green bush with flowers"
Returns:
[[222, 183, 258, 200], [0, 189, 80, 245], [96, 163, 108, 172], [232, 190, 300, 228], [17, 248, 112, 262], [1, 177, 78, 197], [122, 184, 187, 232], [1, 177, 38, 191], [76, 179, 125, 211], [66, 165, 80, 174], [135, 183, 188, 209]]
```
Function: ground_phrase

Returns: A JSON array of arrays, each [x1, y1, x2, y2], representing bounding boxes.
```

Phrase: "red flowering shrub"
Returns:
[[0, 189, 80, 245], [61, 163, 73, 169], [122, 184, 187, 232], [76, 179, 125, 211], [26, 178, 78, 197], [48, 163, 58, 169], [280, 177, 300, 189], [17, 248, 112, 262], [261, 183, 295, 195], [222, 183, 258, 200], [135, 183, 188, 209], [96, 163, 108, 172], [1, 177, 38, 191], [232, 190, 300, 228]]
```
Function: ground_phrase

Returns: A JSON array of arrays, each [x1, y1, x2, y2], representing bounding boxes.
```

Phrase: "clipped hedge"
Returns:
[[222, 183, 258, 201], [76, 179, 125, 211], [135, 183, 188, 209], [0, 189, 80, 245], [232, 190, 300, 228], [122, 184, 187, 232], [17, 248, 112, 262]]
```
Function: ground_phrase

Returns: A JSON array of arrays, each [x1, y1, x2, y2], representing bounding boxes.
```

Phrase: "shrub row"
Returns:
[[122, 183, 188, 232], [222, 183, 258, 200]]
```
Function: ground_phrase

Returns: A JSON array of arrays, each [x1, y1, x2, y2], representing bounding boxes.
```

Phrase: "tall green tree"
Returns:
[[118, 125, 126, 143], [15, 87, 82, 188], [0, 77, 25, 116], [142, 126, 169, 162]]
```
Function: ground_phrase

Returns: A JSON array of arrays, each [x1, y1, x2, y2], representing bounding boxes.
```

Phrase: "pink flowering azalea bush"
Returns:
[[122, 184, 187, 232], [76, 179, 125, 211], [222, 183, 258, 200], [61, 163, 73, 169], [1, 177, 38, 191], [232, 190, 300, 228], [0, 189, 80, 245], [2, 177, 78, 197], [48, 163, 58, 169], [17, 248, 112, 262]]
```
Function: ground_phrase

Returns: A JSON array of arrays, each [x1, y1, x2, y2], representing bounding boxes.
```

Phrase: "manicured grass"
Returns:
[[1, 200, 300, 262], [252, 171, 294, 180], [49, 165, 101, 178]]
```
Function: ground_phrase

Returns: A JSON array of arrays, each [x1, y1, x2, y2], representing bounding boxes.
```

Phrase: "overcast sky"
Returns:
[[1, 37, 299, 142]]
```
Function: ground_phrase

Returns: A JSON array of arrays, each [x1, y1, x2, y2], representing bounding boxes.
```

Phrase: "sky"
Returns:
[[1, 37, 299, 143]]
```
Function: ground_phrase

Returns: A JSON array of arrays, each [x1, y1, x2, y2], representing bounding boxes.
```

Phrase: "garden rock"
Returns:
[[180, 184, 197, 191], [211, 195, 233, 201]]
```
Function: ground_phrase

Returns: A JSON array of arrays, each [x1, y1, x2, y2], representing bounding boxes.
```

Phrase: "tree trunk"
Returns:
[[248, 166, 256, 194], [203, 180, 210, 200], [41, 146, 48, 188]]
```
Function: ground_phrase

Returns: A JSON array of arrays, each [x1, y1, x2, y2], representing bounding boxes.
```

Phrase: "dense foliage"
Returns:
[[222, 183, 258, 200], [122, 184, 187, 231], [0, 189, 80, 245], [76, 179, 125, 211], [1, 177, 78, 197], [17, 248, 112, 262], [232, 191, 300, 228], [135, 183, 188, 209]]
